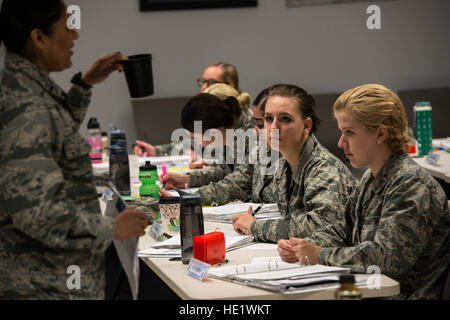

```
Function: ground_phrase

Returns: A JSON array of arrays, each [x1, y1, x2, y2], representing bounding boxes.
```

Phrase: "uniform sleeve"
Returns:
[[304, 187, 357, 248], [251, 162, 353, 245], [196, 163, 254, 206], [65, 84, 92, 127], [317, 176, 439, 278], [4, 109, 115, 253], [188, 164, 232, 187]]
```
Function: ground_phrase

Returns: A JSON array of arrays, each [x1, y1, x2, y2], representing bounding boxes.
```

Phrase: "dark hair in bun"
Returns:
[[181, 93, 242, 133], [0, 0, 65, 53]]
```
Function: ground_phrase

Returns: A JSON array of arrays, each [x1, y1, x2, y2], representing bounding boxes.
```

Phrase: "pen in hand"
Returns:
[[251, 203, 264, 217]]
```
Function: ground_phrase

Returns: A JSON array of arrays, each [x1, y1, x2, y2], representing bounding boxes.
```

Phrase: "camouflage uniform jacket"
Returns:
[[188, 110, 254, 187], [251, 134, 356, 244], [307, 151, 450, 299], [0, 53, 116, 299], [196, 151, 281, 206]]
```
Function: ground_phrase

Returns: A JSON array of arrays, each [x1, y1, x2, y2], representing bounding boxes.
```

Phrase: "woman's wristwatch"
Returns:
[[71, 72, 92, 90]]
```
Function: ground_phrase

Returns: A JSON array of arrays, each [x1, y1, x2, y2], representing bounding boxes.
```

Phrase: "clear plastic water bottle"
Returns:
[[101, 131, 108, 162], [109, 125, 130, 196]]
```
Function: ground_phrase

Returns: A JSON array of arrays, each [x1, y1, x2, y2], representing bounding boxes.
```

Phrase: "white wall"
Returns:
[[4, 0, 450, 146]]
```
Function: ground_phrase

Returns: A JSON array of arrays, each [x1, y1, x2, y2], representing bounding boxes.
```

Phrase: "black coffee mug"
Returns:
[[122, 54, 154, 98]]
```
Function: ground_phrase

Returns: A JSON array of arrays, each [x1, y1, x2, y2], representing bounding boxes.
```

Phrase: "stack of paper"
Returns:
[[202, 203, 280, 223], [138, 230, 254, 258], [206, 256, 364, 293], [139, 155, 191, 166], [433, 138, 450, 150]]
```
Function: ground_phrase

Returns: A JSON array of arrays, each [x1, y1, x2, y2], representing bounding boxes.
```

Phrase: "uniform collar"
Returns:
[[371, 150, 406, 194], [292, 134, 317, 183], [5, 52, 67, 102]]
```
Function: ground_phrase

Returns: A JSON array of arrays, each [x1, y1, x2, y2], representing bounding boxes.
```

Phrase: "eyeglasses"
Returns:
[[197, 78, 228, 88]]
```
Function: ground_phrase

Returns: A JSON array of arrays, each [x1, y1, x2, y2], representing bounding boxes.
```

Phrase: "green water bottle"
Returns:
[[139, 161, 159, 198], [414, 101, 433, 156]]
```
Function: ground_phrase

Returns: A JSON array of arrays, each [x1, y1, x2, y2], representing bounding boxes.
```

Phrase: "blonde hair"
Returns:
[[333, 84, 410, 152], [211, 61, 240, 92], [204, 83, 251, 113]]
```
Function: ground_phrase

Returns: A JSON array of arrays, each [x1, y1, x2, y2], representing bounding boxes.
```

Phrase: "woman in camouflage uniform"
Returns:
[[0, 0, 147, 299], [279, 84, 450, 299], [160, 92, 254, 190], [193, 87, 280, 206], [232, 84, 356, 245]]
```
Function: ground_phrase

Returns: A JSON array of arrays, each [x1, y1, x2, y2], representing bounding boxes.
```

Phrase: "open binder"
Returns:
[[206, 257, 356, 293]]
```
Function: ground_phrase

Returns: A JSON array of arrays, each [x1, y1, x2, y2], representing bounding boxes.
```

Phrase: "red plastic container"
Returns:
[[193, 232, 226, 265]]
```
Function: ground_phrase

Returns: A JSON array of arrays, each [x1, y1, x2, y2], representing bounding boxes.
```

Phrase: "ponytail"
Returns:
[[204, 83, 251, 113], [223, 96, 242, 121], [236, 92, 251, 112]]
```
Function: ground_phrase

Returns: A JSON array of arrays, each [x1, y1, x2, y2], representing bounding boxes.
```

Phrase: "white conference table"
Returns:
[[412, 150, 450, 183], [138, 221, 400, 300], [96, 155, 400, 299]]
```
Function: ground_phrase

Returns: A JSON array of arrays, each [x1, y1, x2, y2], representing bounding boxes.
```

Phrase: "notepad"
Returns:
[[202, 203, 281, 223], [139, 155, 191, 165]]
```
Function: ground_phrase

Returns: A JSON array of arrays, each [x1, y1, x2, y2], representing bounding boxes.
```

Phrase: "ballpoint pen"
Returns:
[[251, 203, 265, 216]]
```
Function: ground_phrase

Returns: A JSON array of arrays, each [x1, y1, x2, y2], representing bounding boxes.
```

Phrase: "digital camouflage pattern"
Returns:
[[307, 151, 450, 299], [196, 151, 280, 206], [0, 53, 116, 299], [129, 196, 159, 224], [251, 134, 356, 244]]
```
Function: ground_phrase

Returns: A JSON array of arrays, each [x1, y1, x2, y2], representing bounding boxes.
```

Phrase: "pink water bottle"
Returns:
[[87, 117, 102, 164]]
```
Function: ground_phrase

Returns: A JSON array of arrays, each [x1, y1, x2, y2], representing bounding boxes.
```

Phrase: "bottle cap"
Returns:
[[140, 160, 157, 171], [159, 196, 180, 204], [87, 117, 100, 129], [101, 131, 108, 137], [339, 274, 355, 283]]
